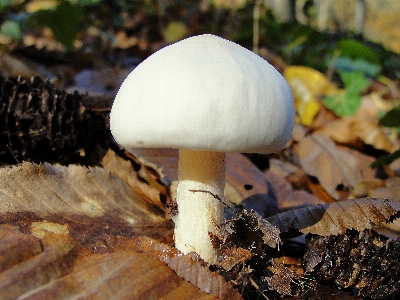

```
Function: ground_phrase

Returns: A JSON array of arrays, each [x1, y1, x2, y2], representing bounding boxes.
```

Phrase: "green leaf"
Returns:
[[324, 92, 361, 117], [78, 0, 100, 5], [30, 1, 82, 50], [323, 71, 371, 117], [371, 149, 400, 168], [379, 105, 400, 127], [0, 20, 21, 41], [334, 57, 381, 78], [337, 39, 380, 64], [340, 71, 371, 95], [0, 0, 13, 11]]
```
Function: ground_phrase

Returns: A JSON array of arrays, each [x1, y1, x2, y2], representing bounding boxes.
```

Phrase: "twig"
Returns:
[[189, 189, 238, 215], [253, 0, 262, 54]]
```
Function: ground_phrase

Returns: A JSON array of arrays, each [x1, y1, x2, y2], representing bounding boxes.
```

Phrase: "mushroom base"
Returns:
[[172, 149, 226, 264]]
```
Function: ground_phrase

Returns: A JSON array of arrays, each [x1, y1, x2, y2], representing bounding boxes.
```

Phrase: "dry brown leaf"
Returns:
[[126, 148, 179, 182], [317, 117, 395, 152], [264, 259, 305, 296], [0, 225, 42, 273], [294, 134, 361, 199], [0, 231, 76, 300], [316, 118, 363, 147], [370, 177, 400, 200], [128, 149, 269, 205], [369, 177, 400, 233], [0, 53, 40, 78], [311, 104, 340, 129], [267, 198, 400, 236], [226, 153, 269, 205], [351, 118, 396, 152], [348, 179, 386, 199], [214, 209, 281, 262], [0, 162, 168, 230], [101, 148, 168, 211], [265, 159, 324, 208], [130, 236, 243, 300], [0, 225, 218, 300], [0, 162, 242, 299], [317, 95, 399, 153], [214, 247, 253, 272]]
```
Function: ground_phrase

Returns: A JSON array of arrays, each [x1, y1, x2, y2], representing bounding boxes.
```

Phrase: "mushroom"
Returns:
[[110, 34, 294, 264]]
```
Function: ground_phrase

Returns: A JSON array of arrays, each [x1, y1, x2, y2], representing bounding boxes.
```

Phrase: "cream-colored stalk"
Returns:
[[172, 149, 225, 264]]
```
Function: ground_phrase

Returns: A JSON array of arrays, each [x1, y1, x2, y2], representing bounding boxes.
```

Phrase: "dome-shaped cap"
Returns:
[[110, 34, 294, 154]]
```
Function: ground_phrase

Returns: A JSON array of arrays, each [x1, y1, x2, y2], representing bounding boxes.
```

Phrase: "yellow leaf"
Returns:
[[163, 22, 188, 44], [25, 0, 58, 13], [284, 66, 339, 125], [297, 96, 321, 125], [211, 0, 247, 9]]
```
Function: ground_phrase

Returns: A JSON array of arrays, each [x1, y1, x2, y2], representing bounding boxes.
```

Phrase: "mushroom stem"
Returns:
[[173, 149, 226, 264]]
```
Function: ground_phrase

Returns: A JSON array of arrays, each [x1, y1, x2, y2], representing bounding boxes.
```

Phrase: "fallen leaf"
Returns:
[[294, 134, 361, 199], [283, 166, 337, 203], [267, 198, 400, 236], [348, 179, 386, 199], [163, 21, 188, 43], [113, 30, 138, 49], [318, 92, 399, 153], [214, 247, 253, 272], [264, 259, 305, 296], [128, 149, 270, 206], [370, 177, 400, 201], [225, 153, 270, 205], [25, 0, 58, 13], [101, 148, 168, 211], [0, 227, 218, 300], [0, 162, 239, 299], [130, 236, 243, 300], [0, 232, 76, 300], [0, 162, 169, 237], [211, 0, 247, 9], [220, 209, 281, 259], [0, 53, 40, 78], [317, 117, 395, 153], [265, 159, 325, 208], [284, 66, 338, 125], [0, 225, 42, 273]]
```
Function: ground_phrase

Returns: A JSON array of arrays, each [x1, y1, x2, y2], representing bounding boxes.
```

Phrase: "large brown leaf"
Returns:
[[0, 162, 166, 226], [294, 134, 362, 199], [128, 148, 270, 205], [264, 159, 324, 208], [101, 148, 169, 210], [0, 225, 220, 300], [130, 236, 243, 300], [0, 162, 243, 299], [267, 198, 400, 236]]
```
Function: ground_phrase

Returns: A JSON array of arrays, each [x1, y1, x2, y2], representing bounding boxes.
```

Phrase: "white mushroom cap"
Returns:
[[111, 34, 294, 264], [110, 34, 294, 154]]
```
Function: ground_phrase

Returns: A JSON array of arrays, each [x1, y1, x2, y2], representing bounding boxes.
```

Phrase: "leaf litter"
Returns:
[[1, 24, 400, 298], [0, 116, 400, 298]]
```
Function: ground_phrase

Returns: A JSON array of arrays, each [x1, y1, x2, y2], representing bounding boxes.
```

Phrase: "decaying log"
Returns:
[[0, 75, 111, 165]]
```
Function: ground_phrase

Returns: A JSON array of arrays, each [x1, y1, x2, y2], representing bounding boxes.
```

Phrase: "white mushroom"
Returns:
[[110, 34, 294, 264]]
